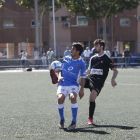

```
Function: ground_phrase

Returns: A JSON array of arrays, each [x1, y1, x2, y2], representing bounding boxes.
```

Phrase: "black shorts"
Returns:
[[84, 76, 104, 95]]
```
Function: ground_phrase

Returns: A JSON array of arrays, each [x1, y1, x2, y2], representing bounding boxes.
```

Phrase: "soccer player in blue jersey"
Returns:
[[57, 43, 86, 130]]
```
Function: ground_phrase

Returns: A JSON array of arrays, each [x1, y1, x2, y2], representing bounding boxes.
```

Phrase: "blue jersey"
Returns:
[[58, 56, 86, 86]]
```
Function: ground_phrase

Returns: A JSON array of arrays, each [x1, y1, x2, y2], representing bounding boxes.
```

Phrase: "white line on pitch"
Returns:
[[105, 82, 140, 86]]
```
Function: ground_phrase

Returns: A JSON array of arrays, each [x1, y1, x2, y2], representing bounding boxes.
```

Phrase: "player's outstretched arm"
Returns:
[[111, 68, 118, 87], [79, 78, 85, 99], [58, 70, 63, 84]]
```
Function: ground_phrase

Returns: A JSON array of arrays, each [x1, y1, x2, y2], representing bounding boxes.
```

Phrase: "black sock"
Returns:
[[89, 101, 96, 119]]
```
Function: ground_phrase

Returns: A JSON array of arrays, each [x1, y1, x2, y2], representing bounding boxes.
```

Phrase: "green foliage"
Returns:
[[0, 0, 4, 8], [58, 0, 140, 19], [57, 0, 140, 45], [16, 0, 61, 11]]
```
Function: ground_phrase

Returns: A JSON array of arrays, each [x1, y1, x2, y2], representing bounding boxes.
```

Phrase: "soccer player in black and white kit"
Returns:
[[84, 39, 118, 125]]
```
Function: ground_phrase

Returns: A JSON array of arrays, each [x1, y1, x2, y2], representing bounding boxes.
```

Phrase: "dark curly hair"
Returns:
[[72, 42, 84, 56], [94, 39, 105, 50]]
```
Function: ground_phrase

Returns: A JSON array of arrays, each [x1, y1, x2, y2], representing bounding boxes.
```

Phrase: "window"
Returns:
[[31, 20, 40, 27], [99, 27, 110, 36], [77, 17, 88, 26], [137, 16, 140, 21], [50, 17, 60, 22], [31, 21, 35, 27], [3, 19, 14, 27], [61, 16, 70, 22], [120, 18, 130, 26]]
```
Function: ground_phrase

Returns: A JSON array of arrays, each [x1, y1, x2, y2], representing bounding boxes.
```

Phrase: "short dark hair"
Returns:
[[72, 42, 84, 56], [94, 39, 105, 50]]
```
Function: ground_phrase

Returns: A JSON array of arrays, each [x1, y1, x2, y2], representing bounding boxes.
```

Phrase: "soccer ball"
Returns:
[[50, 61, 62, 70]]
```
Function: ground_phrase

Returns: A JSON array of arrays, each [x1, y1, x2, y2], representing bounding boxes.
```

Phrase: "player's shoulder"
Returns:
[[63, 55, 72, 62], [77, 56, 84, 62], [103, 53, 111, 59], [90, 54, 98, 59], [78, 57, 86, 68], [65, 55, 71, 59], [100, 53, 111, 60], [102, 54, 113, 64]]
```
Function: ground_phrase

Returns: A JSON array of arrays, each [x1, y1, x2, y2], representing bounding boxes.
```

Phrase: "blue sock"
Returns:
[[57, 103, 64, 120], [71, 103, 78, 123]]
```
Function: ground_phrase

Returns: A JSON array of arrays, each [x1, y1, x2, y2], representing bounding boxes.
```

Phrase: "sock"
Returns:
[[57, 103, 64, 120], [89, 101, 96, 119], [71, 103, 78, 123]]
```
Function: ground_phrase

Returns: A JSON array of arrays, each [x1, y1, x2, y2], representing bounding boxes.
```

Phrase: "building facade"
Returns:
[[0, 0, 49, 58], [49, 6, 139, 56], [0, 0, 139, 59]]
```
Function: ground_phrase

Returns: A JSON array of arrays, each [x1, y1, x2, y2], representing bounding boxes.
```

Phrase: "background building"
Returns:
[[49, 7, 71, 57], [0, 0, 139, 59], [0, 0, 49, 58]]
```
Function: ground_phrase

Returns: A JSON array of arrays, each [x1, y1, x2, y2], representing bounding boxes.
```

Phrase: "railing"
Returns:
[[110, 56, 140, 68], [0, 57, 140, 70], [0, 58, 63, 69]]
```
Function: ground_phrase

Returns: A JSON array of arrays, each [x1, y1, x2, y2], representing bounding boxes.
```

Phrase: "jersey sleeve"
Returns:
[[107, 57, 115, 69], [60, 58, 66, 70], [87, 57, 92, 70], [64, 51, 66, 56], [60, 56, 70, 70], [80, 61, 86, 78]]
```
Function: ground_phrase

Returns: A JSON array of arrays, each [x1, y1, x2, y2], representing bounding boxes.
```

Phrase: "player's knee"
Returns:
[[90, 97, 96, 102], [90, 90, 97, 102], [58, 98, 64, 104], [57, 94, 65, 104], [70, 93, 77, 102]]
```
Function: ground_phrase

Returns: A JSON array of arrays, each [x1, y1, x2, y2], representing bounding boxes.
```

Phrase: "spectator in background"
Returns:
[[41, 48, 47, 69], [104, 48, 111, 57], [34, 48, 40, 69], [63, 47, 71, 58], [0, 51, 3, 58], [47, 48, 54, 66], [111, 47, 118, 64], [21, 50, 27, 70], [83, 47, 91, 68], [81, 51, 84, 58], [90, 46, 96, 56], [122, 47, 133, 68]]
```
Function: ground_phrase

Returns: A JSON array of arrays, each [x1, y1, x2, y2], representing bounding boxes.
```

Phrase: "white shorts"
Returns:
[[57, 85, 79, 97]]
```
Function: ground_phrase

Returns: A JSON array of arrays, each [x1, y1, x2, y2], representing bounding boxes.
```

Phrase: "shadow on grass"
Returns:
[[63, 124, 136, 134], [63, 125, 109, 134], [63, 128, 110, 134], [94, 124, 136, 130]]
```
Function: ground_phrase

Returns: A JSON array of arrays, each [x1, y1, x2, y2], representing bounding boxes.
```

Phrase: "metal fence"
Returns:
[[111, 56, 140, 68], [0, 58, 63, 70], [0, 56, 140, 70]]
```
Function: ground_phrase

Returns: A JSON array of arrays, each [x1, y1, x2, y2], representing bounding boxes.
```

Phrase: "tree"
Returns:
[[58, 0, 140, 45], [16, 0, 61, 48], [0, 0, 4, 7]]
